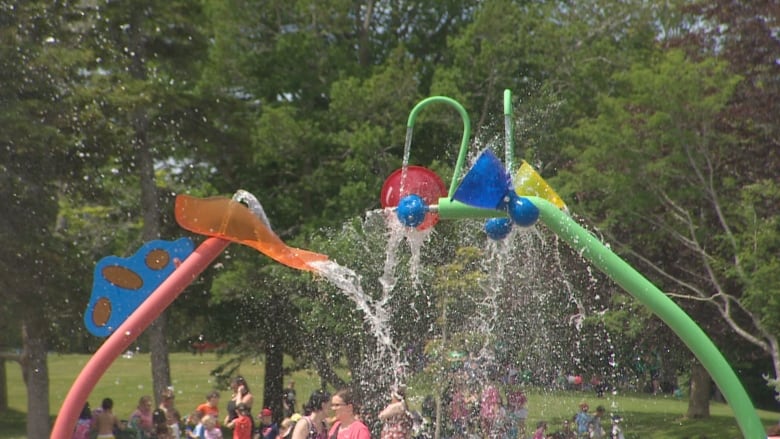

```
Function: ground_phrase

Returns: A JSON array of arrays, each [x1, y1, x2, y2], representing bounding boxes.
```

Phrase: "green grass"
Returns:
[[2, 352, 324, 439], [3, 353, 780, 438], [502, 390, 779, 438]]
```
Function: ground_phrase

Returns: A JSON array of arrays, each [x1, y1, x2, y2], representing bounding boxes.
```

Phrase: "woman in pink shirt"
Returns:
[[328, 389, 370, 439], [129, 395, 154, 438]]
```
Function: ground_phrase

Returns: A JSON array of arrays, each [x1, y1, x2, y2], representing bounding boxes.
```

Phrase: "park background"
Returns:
[[1, 0, 779, 438]]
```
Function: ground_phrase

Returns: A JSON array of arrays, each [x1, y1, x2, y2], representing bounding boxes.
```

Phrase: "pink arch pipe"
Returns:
[[50, 237, 230, 438]]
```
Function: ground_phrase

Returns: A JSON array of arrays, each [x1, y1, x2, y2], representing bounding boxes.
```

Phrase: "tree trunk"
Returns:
[[149, 311, 172, 404], [264, 337, 284, 420], [135, 107, 171, 403], [126, 1, 171, 406], [21, 320, 50, 439], [0, 353, 24, 413], [356, 0, 374, 68], [687, 359, 711, 419], [0, 357, 7, 411]]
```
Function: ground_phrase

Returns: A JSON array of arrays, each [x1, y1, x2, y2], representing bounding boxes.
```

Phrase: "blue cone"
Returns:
[[452, 149, 512, 209]]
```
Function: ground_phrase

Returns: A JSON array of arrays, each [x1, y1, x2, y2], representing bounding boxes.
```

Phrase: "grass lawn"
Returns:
[[2, 352, 325, 439], [2, 352, 779, 438]]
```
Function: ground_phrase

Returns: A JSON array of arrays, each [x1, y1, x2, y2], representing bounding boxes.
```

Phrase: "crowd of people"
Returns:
[[434, 367, 624, 439], [72, 372, 632, 439], [70, 376, 376, 439]]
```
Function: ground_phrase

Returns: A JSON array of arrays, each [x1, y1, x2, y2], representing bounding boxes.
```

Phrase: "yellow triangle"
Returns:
[[513, 161, 566, 209]]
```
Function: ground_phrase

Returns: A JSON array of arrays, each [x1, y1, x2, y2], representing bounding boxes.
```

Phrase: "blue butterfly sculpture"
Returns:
[[84, 238, 194, 337]]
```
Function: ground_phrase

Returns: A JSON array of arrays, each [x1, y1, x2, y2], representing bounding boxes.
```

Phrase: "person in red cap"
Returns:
[[254, 407, 279, 439]]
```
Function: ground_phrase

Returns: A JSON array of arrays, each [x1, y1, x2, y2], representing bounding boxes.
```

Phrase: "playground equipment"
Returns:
[[52, 90, 765, 438]]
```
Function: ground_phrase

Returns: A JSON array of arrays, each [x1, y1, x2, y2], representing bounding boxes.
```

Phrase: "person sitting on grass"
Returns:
[[548, 419, 576, 439]]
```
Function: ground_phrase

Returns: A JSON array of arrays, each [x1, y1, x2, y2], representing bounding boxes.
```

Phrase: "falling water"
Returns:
[[504, 113, 514, 172], [399, 126, 415, 196], [305, 117, 626, 433], [309, 206, 436, 390]]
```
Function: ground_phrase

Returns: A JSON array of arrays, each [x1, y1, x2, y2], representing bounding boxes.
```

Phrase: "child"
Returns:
[[94, 398, 124, 439], [227, 403, 253, 439], [574, 402, 591, 437], [203, 415, 223, 439], [278, 418, 295, 439], [169, 408, 184, 439], [532, 421, 547, 439], [549, 419, 576, 439], [609, 415, 625, 439], [505, 385, 528, 439], [256, 407, 279, 439], [479, 383, 503, 438], [186, 411, 205, 439], [154, 408, 173, 439], [197, 391, 221, 422], [72, 402, 92, 439], [588, 406, 606, 438]]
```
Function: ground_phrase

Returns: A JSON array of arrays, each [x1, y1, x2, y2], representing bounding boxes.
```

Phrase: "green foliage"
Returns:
[[736, 180, 780, 334], [0, 0, 99, 351], [557, 42, 780, 394], [4, 1, 780, 431], [561, 49, 741, 235]]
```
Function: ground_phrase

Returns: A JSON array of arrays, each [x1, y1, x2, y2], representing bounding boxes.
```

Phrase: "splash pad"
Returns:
[[52, 91, 764, 439]]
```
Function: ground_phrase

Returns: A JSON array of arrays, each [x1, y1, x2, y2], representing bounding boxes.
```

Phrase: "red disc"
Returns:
[[380, 166, 447, 229]]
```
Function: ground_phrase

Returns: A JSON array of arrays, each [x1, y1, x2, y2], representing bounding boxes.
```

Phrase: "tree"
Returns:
[[681, 0, 780, 179], [0, 1, 96, 437], [194, 0, 482, 412], [560, 48, 780, 415], [680, 0, 780, 401], [429, 0, 669, 173], [75, 0, 211, 403]]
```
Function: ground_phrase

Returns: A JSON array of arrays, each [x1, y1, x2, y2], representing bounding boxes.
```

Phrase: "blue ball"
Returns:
[[507, 193, 539, 227], [485, 218, 513, 240], [396, 194, 428, 228]]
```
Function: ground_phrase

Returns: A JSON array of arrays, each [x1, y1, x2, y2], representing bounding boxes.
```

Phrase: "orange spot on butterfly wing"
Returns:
[[101, 265, 143, 290], [92, 298, 112, 327], [145, 249, 171, 270]]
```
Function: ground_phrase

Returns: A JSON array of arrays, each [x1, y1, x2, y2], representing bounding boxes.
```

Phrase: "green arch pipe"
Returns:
[[433, 191, 765, 439], [406, 94, 765, 438], [406, 96, 471, 197]]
